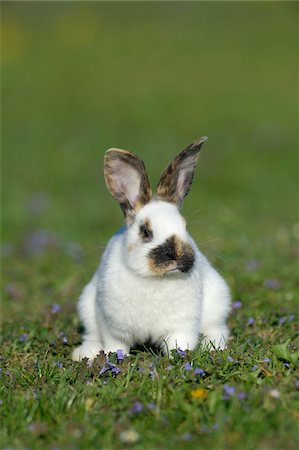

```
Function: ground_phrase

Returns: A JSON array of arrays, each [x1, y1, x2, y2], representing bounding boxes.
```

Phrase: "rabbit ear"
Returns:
[[104, 148, 152, 222], [156, 137, 208, 210]]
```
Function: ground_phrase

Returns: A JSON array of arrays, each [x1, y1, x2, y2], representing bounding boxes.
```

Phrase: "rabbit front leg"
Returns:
[[72, 278, 104, 361], [162, 331, 199, 355], [200, 323, 229, 350]]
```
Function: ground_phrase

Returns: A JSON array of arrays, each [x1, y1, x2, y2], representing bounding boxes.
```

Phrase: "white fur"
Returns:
[[72, 201, 231, 361]]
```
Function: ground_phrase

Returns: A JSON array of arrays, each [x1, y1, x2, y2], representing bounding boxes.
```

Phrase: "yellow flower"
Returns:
[[191, 388, 207, 399]]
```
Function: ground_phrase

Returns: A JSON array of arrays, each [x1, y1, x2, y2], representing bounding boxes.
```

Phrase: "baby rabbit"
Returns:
[[72, 137, 231, 361]]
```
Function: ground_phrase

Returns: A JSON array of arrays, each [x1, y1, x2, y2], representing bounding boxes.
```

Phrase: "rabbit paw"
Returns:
[[72, 342, 103, 362]]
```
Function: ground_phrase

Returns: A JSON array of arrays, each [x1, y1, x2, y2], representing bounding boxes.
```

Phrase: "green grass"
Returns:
[[1, 2, 298, 449]]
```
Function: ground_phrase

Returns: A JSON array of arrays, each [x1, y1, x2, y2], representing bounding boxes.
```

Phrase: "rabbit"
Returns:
[[72, 137, 231, 361]]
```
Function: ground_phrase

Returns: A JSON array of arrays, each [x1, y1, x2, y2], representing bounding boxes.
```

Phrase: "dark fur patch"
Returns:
[[139, 218, 153, 242], [148, 235, 195, 275], [156, 137, 207, 209]]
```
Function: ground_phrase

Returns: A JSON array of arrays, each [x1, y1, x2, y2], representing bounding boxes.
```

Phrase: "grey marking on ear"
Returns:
[[104, 148, 152, 223], [156, 136, 208, 209]]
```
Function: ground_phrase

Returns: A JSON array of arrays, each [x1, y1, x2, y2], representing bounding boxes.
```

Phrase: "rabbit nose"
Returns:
[[177, 251, 195, 273]]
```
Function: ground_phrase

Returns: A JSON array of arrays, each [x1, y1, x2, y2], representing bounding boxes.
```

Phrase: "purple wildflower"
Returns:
[[232, 300, 242, 309], [111, 366, 121, 375], [223, 384, 235, 399], [200, 425, 211, 433], [176, 348, 186, 358], [227, 356, 234, 362], [130, 401, 143, 414], [278, 316, 287, 325], [148, 362, 156, 379], [116, 349, 125, 361], [166, 364, 173, 371], [246, 259, 260, 272], [288, 314, 295, 322], [146, 402, 156, 410], [212, 422, 219, 430], [237, 391, 246, 400], [181, 432, 193, 441], [284, 362, 290, 369], [51, 304, 61, 314], [184, 362, 193, 371], [99, 361, 121, 376], [194, 367, 205, 377], [295, 380, 299, 388], [262, 358, 270, 363], [19, 333, 28, 342], [264, 279, 281, 289], [251, 364, 259, 371], [24, 229, 58, 255], [55, 361, 63, 368], [247, 317, 255, 326]]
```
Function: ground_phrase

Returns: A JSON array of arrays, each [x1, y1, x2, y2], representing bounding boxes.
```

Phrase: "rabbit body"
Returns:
[[73, 200, 231, 361]]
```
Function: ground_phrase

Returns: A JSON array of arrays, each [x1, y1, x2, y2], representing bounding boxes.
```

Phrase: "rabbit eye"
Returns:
[[139, 224, 153, 242]]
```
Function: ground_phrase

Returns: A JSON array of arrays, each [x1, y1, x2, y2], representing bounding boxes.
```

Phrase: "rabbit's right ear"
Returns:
[[104, 148, 152, 222]]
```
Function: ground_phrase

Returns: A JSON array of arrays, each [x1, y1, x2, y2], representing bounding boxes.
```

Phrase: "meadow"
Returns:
[[1, 2, 298, 449]]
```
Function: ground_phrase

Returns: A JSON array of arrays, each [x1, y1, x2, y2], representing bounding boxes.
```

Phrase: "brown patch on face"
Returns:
[[156, 137, 207, 209], [128, 244, 134, 252], [104, 148, 152, 223], [148, 234, 195, 276]]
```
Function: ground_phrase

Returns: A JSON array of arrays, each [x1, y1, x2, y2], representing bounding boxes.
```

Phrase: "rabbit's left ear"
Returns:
[[104, 148, 152, 222], [157, 137, 208, 210]]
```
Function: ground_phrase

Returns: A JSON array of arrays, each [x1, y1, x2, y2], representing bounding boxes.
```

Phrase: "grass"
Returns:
[[1, 1, 298, 449]]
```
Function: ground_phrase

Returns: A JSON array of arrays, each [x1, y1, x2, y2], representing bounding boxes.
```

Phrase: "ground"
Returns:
[[1, 2, 298, 449]]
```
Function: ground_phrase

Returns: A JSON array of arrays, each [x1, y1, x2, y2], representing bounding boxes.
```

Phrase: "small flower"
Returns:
[[295, 380, 299, 388], [51, 304, 61, 314], [116, 349, 125, 361], [251, 364, 259, 371], [264, 279, 281, 289], [223, 384, 235, 399], [232, 300, 242, 309], [288, 314, 295, 322], [176, 348, 186, 358], [278, 316, 287, 325], [194, 367, 205, 377], [146, 402, 156, 410], [283, 362, 290, 369], [237, 391, 246, 400], [262, 358, 271, 363], [227, 356, 234, 362], [181, 432, 193, 441], [99, 361, 121, 376], [54, 361, 63, 368], [130, 401, 143, 414], [166, 364, 173, 371], [19, 333, 28, 342], [269, 389, 280, 399], [111, 366, 121, 375], [119, 429, 140, 444], [184, 362, 192, 371], [191, 388, 207, 399], [247, 317, 255, 326]]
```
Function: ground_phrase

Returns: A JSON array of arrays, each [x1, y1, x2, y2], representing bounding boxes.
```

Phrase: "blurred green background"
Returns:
[[2, 1, 298, 312]]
